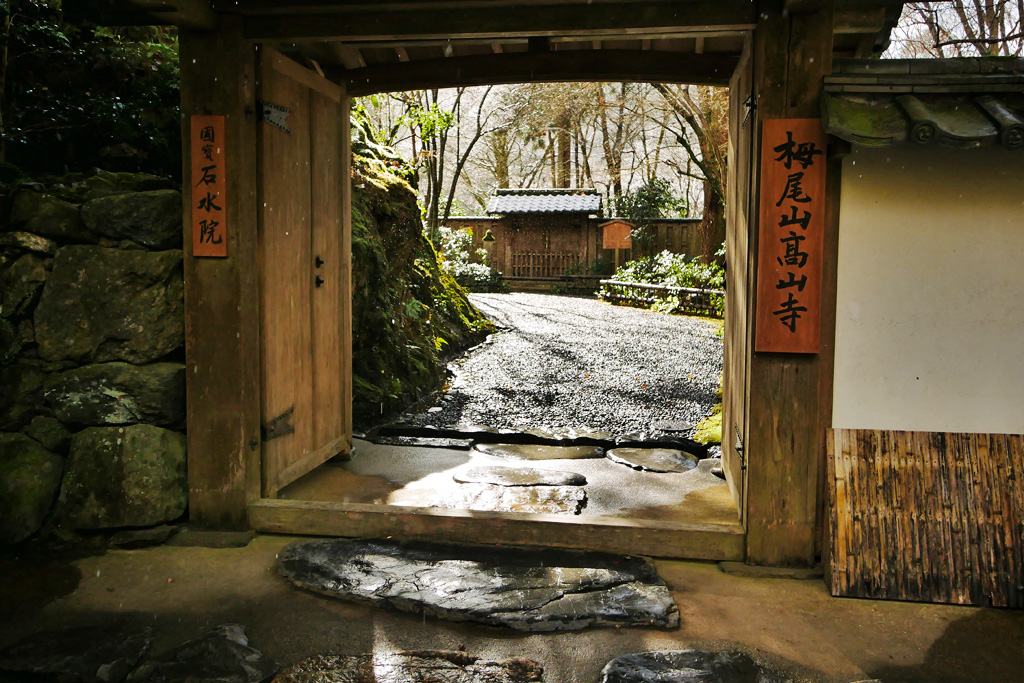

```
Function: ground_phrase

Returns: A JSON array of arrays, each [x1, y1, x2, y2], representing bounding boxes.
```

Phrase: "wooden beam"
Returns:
[[179, 15, 262, 529], [332, 45, 366, 69], [73, 0, 218, 29], [742, 0, 836, 566], [248, 498, 746, 561], [343, 50, 738, 95], [241, 1, 758, 41], [834, 6, 887, 33]]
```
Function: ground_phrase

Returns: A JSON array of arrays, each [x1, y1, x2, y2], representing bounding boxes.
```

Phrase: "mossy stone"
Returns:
[[9, 191, 95, 243], [23, 416, 72, 454], [43, 362, 185, 427], [33, 246, 184, 364], [0, 432, 63, 543], [80, 189, 182, 249], [59, 424, 186, 530]]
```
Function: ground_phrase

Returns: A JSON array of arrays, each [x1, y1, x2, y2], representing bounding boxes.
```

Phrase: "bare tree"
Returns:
[[647, 84, 729, 262], [888, 1, 1022, 57]]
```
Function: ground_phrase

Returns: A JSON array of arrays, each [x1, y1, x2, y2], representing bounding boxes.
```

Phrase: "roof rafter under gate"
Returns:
[[226, 0, 758, 41], [342, 50, 740, 95]]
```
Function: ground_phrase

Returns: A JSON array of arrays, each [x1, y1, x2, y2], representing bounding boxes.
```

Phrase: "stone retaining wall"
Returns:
[[0, 169, 187, 544]]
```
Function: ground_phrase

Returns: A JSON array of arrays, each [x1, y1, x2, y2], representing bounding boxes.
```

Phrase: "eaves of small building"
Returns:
[[823, 57, 1024, 150], [486, 188, 603, 216]]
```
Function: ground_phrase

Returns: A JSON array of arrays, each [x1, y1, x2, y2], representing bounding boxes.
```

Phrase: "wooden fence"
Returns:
[[510, 251, 578, 278], [827, 428, 1024, 607], [598, 279, 724, 317]]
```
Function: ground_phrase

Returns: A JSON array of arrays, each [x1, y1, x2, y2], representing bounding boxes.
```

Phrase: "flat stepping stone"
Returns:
[[277, 539, 679, 632], [606, 448, 699, 473], [454, 466, 587, 487], [126, 624, 276, 683], [375, 436, 474, 449], [392, 483, 587, 515], [601, 649, 787, 683], [274, 651, 543, 682], [0, 624, 152, 682], [473, 443, 604, 460]]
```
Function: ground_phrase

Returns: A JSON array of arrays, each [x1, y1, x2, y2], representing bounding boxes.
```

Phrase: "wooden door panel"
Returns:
[[310, 89, 345, 452], [258, 50, 316, 496]]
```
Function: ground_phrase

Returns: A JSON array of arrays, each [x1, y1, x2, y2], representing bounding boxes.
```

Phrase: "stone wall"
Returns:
[[0, 169, 186, 544]]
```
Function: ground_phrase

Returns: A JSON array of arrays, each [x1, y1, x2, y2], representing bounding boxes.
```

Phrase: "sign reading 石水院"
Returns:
[[190, 115, 228, 258]]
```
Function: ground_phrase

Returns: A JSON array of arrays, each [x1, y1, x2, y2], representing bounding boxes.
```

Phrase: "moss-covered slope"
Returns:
[[352, 155, 492, 426]]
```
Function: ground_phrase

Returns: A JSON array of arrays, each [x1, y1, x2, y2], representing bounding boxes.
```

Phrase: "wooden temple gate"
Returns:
[[97, 0, 1003, 590]]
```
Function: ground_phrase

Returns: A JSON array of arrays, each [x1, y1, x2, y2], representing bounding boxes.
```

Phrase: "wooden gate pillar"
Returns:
[[179, 17, 262, 528], [744, 0, 836, 565]]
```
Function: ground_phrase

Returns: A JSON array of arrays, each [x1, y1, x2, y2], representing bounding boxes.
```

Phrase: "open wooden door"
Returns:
[[722, 39, 753, 521], [258, 48, 351, 496]]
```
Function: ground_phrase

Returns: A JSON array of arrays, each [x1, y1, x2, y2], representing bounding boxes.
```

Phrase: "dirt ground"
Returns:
[[1, 535, 1021, 683]]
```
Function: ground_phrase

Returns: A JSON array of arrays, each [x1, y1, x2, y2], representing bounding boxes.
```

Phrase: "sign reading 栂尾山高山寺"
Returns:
[[755, 119, 826, 354], [190, 115, 228, 258]]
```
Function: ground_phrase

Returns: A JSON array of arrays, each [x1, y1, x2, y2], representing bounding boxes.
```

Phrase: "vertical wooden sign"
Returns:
[[190, 115, 228, 258], [755, 119, 826, 353]]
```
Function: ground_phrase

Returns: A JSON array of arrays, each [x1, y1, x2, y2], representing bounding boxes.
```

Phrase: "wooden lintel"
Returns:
[[834, 7, 887, 34], [241, 1, 758, 41], [248, 498, 746, 561], [343, 50, 738, 95], [74, 0, 219, 30]]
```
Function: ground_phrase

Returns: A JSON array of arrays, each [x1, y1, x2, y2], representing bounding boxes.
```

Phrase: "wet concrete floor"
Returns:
[[2, 535, 1021, 683], [280, 439, 738, 526]]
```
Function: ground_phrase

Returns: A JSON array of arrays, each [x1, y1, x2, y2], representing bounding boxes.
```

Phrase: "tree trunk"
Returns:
[[492, 128, 510, 188], [556, 111, 571, 188], [699, 181, 725, 263]]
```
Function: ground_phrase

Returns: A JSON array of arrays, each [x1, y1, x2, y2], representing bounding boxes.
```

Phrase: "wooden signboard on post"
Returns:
[[190, 115, 228, 258], [755, 118, 826, 353], [601, 219, 633, 268]]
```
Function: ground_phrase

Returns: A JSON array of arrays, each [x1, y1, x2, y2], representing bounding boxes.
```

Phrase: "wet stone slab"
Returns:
[[433, 483, 587, 514], [606, 448, 699, 474], [126, 624, 276, 683], [277, 539, 680, 632], [454, 465, 587, 487], [473, 443, 605, 461], [0, 624, 152, 682], [273, 651, 543, 683], [600, 649, 788, 683], [374, 435, 474, 449]]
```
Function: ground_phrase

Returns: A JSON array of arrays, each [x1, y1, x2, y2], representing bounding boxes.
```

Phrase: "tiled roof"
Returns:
[[823, 58, 1024, 150], [486, 188, 603, 215]]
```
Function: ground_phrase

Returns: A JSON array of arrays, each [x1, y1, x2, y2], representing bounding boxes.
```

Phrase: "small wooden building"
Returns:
[[482, 188, 603, 277], [446, 191, 702, 280]]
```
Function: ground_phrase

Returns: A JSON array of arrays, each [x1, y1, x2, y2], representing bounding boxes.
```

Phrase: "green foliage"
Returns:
[[601, 250, 725, 316], [611, 250, 724, 291], [351, 158, 493, 425], [615, 179, 687, 246], [436, 225, 505, 292], [692, 404, 723, 445], [2, 2, 181, 176], [408, 101, 455, 140], [351, 99, 418, 183]]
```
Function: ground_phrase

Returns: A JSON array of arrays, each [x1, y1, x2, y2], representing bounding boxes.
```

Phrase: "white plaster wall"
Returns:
[[833, 144, 1024, 434]]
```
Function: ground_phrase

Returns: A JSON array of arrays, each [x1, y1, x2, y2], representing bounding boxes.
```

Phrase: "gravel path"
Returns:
[[402, 293, 723, 439]]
